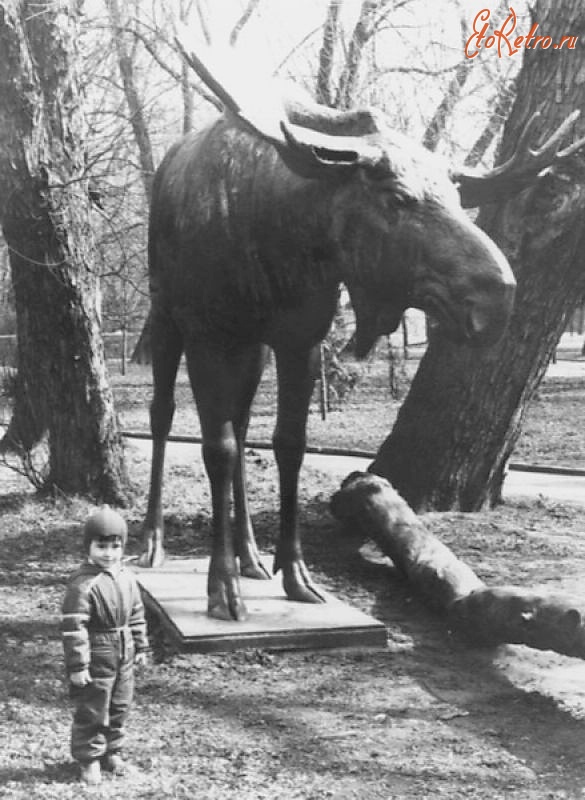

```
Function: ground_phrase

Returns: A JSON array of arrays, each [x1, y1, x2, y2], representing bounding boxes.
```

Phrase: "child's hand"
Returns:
[[70, 669, 92, 687], [134, 651, 149, 669]]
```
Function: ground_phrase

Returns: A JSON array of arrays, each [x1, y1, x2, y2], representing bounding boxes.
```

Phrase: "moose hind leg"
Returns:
[[273, 345, 324, 604], [138, 312, 183, 568], [185, 345, 249, 621]]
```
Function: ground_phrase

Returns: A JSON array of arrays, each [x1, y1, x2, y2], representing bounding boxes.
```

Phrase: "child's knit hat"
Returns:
[[83, 505, 128, 552]]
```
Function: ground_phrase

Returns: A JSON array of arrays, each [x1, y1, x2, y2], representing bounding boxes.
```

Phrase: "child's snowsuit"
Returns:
[[61, 562, 149, 763]]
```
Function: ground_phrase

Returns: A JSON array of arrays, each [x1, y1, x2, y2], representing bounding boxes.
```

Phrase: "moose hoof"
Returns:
[[285, 582, 326, 604], [208, 584, 248, 621], [240, 559, 271, 581], [282, 563, 326, 604]]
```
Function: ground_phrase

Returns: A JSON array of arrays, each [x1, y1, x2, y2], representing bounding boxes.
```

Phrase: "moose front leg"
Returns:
[[273, 345, 325, 604], [232, 344, 271, 581]]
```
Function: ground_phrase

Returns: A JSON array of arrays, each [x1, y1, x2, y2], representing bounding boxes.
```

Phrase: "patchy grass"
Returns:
[[512, 376, 585, 467], [2, 452, 585, 798]]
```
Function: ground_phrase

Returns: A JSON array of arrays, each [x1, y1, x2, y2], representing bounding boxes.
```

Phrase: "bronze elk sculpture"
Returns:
[[137, 47, 525, 621]]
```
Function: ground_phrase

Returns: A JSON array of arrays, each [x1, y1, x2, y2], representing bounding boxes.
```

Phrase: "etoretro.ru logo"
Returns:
[[465, 7, 578, 59]]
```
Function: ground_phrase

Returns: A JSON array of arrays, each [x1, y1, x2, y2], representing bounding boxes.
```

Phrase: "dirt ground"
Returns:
[[2, 442, 585, 800]]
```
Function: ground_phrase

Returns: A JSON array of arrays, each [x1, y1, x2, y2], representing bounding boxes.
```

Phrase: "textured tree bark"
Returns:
[[0, 1, 127, 501], [332, 473, 585, 659], [371, 0, 585, 511]]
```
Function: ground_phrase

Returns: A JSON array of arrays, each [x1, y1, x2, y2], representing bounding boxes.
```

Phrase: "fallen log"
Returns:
[[330, 472, 585, 660]]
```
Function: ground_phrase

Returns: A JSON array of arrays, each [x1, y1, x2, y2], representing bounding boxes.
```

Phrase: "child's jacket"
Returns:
[[61, 561, 149, 677]]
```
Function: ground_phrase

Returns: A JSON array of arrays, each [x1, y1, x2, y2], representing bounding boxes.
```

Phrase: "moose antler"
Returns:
[[451, 110, 585, 208], [174, 35, 387, 177], [174, 35, 288, 148]]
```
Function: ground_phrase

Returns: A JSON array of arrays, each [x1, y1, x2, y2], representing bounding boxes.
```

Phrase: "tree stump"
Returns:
[[330, 472, 585, 659]]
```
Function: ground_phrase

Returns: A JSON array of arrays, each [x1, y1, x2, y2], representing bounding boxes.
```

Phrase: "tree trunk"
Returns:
[[336, 0, 385, 110], [315, 0, 341, 106], [0, 0, 127, 502], [370, 0, 585, 511], [106, 0, 157, 365]]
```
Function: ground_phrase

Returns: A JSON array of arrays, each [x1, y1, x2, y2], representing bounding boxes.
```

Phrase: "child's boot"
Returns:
[[80, 759, 101, 785], [102, 751, 127, 775]]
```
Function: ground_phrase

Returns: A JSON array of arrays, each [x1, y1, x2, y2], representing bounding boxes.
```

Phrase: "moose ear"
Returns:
[[279, 120, 388, 179]]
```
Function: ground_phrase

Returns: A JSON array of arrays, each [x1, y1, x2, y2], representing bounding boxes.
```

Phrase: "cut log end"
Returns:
[[451, 586, 585, 658]]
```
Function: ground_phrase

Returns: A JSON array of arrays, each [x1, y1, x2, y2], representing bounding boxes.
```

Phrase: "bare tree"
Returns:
[[422, 0, 511, 152], [0, 0, 127, 500]]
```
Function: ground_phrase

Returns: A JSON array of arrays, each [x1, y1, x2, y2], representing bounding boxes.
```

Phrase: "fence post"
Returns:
[[319, 343, 328, 420], [121, 327, 127, 376]]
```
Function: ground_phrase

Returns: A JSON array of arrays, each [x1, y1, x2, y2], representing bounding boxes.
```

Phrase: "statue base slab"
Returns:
[[134, 556, 387, 653]]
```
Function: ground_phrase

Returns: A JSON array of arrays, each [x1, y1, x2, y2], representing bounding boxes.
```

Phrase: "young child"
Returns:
[[61, 505, 150, 785]]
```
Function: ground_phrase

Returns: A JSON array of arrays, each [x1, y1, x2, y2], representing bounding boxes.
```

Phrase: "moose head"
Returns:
[[177, 42, 517, 356]]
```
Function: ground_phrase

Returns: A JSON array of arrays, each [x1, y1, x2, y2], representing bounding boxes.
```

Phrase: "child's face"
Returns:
[[88, 537, 123, 570]]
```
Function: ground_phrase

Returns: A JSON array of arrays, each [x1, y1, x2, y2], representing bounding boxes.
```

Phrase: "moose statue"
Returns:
[[137, 45, 519, 621]]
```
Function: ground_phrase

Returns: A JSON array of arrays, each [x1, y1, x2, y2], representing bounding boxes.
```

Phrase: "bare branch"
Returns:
[[273, 25, 324, 77], [422, 15, 474, 152], [464, 78, 517, 168], [104, 0, 156, 200], [229, 0, 262, 47], [195, 0, 212, 45], [134, 21, 222, 111]]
